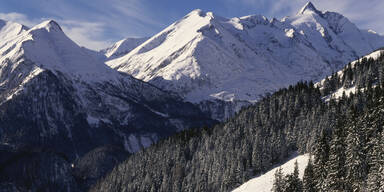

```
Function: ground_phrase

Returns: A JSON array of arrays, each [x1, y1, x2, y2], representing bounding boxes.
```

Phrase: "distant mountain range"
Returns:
[[106, 2, 384, 120]]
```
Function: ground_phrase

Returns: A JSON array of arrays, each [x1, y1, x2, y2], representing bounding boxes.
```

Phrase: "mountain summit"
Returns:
[[107, 2, 384, 120], [297, 2, 322, 15]]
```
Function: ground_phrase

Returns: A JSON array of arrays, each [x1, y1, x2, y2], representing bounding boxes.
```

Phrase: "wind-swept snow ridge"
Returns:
[[107, 2, 384, 120]]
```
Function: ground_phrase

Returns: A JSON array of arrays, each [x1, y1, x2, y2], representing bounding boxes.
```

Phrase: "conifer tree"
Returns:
[[324, 118, 347, 192], [345, 107, 367, 191], [284, 160, 303, 192], [313, 130, 329, 190], [367, 131, 384, 191], [272, 167, 285, 192], [303, 157, 316, 192]]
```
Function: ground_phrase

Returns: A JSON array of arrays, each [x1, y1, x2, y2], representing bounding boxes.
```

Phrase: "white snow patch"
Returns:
[[351, 49, 384, 66], [324, 86, 356, 101], [2, 66, 44, 103], [233, 154, 310, 192], [285, 28, 295, 38], [210, 91, 235, 102]]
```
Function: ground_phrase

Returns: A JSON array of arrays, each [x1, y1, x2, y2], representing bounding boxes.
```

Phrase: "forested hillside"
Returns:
[[320, 49, 384, 97], [273, 87, 384, 192], [91, 50, 383, 192], [269, 51, 384, 192]]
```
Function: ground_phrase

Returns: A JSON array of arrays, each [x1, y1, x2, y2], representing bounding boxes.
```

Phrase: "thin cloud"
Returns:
[[0, 12, 40, 27], [59, 20, 113, 50], [32, 0, 165, 45]]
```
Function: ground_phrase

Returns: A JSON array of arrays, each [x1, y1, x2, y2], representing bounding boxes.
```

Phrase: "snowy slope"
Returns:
[[317, 49, 384, 85], [102, 37, 149, 59], [233, 154, 310, 192], [107, 2, 384, 119], [0, 19, 213, 157], [316, 49, 384, 101], [351, 49, 384, 65]]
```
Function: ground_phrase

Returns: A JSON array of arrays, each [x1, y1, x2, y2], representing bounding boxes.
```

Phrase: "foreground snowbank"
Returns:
[[233, 154, 310, 192]]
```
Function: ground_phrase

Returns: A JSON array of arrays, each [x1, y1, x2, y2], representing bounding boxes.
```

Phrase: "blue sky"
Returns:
[[1, 0, 383, 50]]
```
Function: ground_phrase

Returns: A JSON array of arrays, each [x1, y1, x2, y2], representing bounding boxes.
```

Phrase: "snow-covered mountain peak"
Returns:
[[188, 9, 204, 16], [107, 5, 384, 120], [23, 20, 111, 78], [187, 9, 210, 18], [297, 2, 322, 15], [181, 9, 223, 24], [32, 20, 62, 33], [0, 19, 120, 84], [112, 9, 213, 61], [0, 20, 28, 42]]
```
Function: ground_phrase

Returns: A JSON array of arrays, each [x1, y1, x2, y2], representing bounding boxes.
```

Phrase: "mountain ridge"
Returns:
[[102, 37, 149, 59], [0, 18, 214, 157], [107, 2, 384, 120]]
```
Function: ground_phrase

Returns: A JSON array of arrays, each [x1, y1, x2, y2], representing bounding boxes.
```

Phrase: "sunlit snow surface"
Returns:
[[102, 37, 149, 59], [233, 154, 310, 192], [0, 19, 200, 153], [107, 3, 384, 105]]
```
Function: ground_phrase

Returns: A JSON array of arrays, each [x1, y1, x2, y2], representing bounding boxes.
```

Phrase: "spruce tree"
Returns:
[[324, 118, 347, 192], [367, 131, 384, 191], [284, 160, 303, 192], [272, 167, 285, 192], [345, 107, 367, 191], [303, 157, 316, 192], [313, 130, 329, 190]]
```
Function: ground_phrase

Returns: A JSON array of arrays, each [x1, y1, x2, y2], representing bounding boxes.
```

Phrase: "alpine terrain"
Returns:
[[92, 49, 384, 192], [0, 1, 383, 192], [107, 2, 384, 120], [0, 19, 213, 191]]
